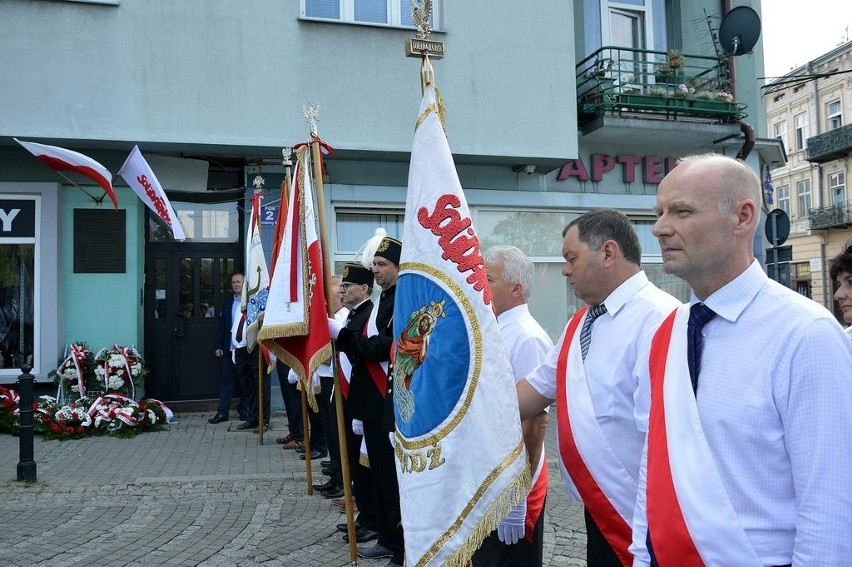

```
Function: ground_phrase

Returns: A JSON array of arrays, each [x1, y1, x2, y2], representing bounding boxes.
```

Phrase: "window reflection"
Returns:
[[149, 201, 239, 243]]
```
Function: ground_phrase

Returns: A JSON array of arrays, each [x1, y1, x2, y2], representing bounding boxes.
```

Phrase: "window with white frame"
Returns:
[[774, 120, 788, 150], [829, 172, 846, 206], [302, 0, 439, 28], [827, 100, 842, 130], [797, 180, 811, 218], [776, 185, 790, 216], [794, 112, 809, 151]]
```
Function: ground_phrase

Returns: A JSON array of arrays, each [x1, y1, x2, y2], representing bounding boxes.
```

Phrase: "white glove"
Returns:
[[328, 317, 343, 340], [287, 369, 299, 385], [311, 372, 321, 391], [496, 500, 527, 545], [352, 419, 364, 436], [389, 432, 395, 448]]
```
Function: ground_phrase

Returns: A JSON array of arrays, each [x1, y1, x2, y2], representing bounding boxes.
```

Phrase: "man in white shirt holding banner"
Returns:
[[472, 245, 553, 566]]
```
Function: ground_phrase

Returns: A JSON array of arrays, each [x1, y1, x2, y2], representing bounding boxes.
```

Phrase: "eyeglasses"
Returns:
[[339, 283, 354, 291]]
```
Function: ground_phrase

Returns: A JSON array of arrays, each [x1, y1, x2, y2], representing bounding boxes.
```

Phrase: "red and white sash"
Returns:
[[556, 308, 635, 566], [338, 352, 352, 399], [363, 299, 389, 398], [646, 308, 762, 566], [524, 449, 548, 541]]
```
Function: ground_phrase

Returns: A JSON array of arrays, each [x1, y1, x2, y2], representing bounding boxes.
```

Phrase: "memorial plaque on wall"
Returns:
[[73, 209, 126, 273]]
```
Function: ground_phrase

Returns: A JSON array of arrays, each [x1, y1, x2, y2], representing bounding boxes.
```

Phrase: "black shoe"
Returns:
[[253, 422, 270, 433], [313, 478, 337, 491], [208, 414, 228, 424], [300, 449, 327, 461], [320, 460, 331, 466], [343, 526, 380, 544], [321, 486, 344, 498], [294, 446, 306, 454], [236, 421, 258, 431], [336, 522, 350, 533], [358, 543, 393, 559]]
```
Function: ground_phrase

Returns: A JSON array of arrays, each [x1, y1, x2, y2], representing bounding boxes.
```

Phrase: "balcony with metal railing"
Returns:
[[806, 124, 852, 163], [809, 201, 852, 229], [576, 47, 747, 138]]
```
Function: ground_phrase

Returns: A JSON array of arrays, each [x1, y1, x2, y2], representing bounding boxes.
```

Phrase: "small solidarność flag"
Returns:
[[118, 145, 186, 240]]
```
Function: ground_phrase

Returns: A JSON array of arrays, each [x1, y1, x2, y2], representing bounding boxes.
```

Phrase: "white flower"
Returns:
[[108, 376, 125, 390]]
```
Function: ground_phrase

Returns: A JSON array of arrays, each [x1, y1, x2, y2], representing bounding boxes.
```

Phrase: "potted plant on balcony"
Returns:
[[656, 49, 683, 84]]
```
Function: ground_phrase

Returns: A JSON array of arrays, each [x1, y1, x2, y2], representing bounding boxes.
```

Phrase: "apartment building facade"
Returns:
[[0, 0, 777, 400], [765, 39, 852, 317]]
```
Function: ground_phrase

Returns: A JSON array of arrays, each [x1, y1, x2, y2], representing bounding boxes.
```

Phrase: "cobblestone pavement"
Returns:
[[0, 410, 586, 566]]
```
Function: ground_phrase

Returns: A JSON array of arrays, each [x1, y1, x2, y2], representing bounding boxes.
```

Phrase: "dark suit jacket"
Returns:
[[335, 286, 395, 422], [216, 294, 239, 352]]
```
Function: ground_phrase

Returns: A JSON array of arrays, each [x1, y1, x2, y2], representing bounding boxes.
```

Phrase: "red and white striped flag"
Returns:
[[257, 146, 331, 411], [118, 145, 185, 240], [15, 138, 119, 209]]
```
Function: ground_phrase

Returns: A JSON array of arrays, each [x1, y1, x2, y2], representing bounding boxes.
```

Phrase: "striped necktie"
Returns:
[[687, 302, 716, 395], [579, 303, 607, 360]]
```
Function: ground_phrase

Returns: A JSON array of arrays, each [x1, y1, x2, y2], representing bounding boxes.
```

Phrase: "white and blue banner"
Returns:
[[392, 85, 530, 567]]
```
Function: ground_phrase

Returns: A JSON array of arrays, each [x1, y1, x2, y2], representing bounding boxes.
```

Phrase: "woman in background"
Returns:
[[830, 242, 852, 338]]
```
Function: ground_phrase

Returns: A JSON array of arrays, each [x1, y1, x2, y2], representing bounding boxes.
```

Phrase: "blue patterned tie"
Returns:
[[687, 302, 716, 396], [579, 303, 607, 360]]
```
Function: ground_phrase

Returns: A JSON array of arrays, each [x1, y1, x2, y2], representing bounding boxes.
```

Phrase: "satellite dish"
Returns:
[[718, 6, 761, 56]]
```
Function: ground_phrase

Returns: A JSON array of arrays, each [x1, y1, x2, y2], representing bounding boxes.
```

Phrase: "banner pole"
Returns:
[[257, 349, 265, 445], [301, 384, 313, 493], [308, 115, 359, 565]]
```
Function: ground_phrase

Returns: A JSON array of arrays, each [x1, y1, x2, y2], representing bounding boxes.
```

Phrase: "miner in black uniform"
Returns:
[[329, 236, 403, 567], [325, 262, 380, 544]]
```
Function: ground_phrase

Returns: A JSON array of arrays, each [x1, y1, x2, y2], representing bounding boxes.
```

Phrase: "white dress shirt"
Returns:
[[632, 260, 852, 566], [497, 303, 553, 384], [526, 271, 680, 490]]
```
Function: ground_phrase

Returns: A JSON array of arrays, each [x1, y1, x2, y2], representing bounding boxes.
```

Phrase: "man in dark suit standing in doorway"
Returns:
[[209, 272, 249, 424]]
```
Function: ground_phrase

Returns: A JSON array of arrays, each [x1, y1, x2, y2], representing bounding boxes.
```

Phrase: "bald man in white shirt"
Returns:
[[631, 154, 852, 566]]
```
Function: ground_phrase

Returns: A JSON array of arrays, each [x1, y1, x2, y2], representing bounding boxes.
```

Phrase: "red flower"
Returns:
[[50, 424, 61, 433], [65, 426, 74, 434], [76, 426, 84, 434]]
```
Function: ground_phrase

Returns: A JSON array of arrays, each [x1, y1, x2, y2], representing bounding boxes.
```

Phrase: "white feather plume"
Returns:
[[355, 227, 387, 269]]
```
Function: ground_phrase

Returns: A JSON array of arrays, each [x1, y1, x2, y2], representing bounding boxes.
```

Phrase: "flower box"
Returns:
[[689, 99, 738, 116], [666, 98, 690, 110], [618, 94, 668, 110]]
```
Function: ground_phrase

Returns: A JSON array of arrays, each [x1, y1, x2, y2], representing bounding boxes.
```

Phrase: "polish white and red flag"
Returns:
[[258, 146, 331, 411], [15, 138, 119, 209], [118, 145, 186, 240]]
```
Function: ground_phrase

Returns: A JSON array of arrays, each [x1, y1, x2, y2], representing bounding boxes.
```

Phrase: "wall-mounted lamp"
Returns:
[[512, 164, 537, 175]]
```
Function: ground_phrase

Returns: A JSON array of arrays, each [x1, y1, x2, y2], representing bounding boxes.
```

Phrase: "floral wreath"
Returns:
[[50, 342, 96, 401], [94, 344, 145, 399]]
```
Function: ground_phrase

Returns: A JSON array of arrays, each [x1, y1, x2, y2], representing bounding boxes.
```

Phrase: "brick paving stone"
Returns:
[[0, 410, 588, 566]]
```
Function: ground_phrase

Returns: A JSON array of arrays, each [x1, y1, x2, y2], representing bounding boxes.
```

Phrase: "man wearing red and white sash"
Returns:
[[471, 246, 553, 566], [517, 210, 679, 566], [329, 234, 404, 567], [328, 263, 380, 542], [631, 154, 852, 566]]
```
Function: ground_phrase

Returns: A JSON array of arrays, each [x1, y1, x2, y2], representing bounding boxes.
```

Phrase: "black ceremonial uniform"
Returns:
[[334, 284, 403, 563], [337, 298, 378, 532]]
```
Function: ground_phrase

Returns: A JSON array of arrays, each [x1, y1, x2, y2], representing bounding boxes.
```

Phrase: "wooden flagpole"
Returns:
[[305, 104, 359, 565]]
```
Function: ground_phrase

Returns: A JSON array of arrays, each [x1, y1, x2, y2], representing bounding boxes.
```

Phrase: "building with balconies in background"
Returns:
[[765, 39, 852, 319], [0, 0, 779, 402]]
